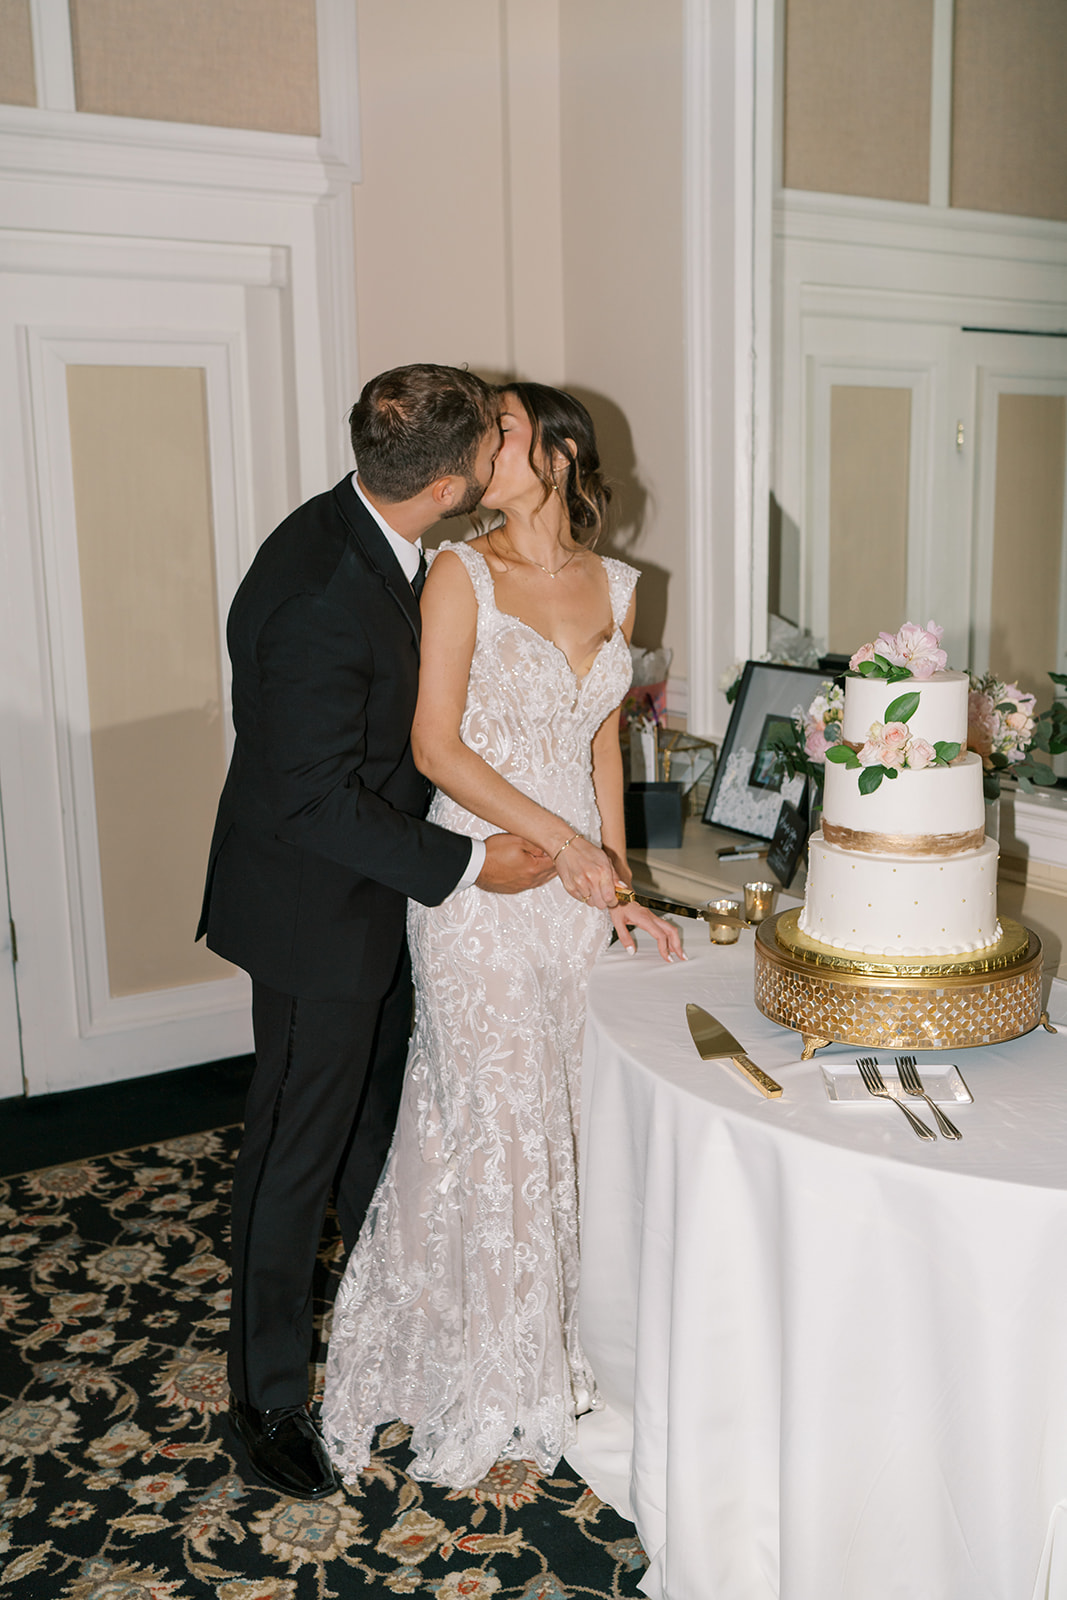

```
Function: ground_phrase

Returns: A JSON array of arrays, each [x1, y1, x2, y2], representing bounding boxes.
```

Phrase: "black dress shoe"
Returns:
[[228, 1395, 340, 1499]]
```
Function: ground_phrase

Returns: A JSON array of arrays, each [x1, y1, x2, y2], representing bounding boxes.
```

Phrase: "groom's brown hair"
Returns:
[[349, 364, 497, 502]]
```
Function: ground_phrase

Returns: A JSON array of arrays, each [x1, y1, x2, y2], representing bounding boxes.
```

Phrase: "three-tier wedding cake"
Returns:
[[799, 622, 1001, 957]]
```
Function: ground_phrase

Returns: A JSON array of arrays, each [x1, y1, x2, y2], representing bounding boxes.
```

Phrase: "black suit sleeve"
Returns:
[[254, 591, 471, 905]]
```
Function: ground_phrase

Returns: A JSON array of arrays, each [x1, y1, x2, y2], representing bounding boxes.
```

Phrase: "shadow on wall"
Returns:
[[564, 384, 669, 654], [424, 374, 671, 652]]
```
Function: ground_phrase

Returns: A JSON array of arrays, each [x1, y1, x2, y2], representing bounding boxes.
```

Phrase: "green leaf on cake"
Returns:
[[858, 765, 884, 794], [884, 691, 920, 724], [856, 660, 879, 677], [933, 740, 960, 764], [884, 765, 898, 778], [825, 744, 860, 768]]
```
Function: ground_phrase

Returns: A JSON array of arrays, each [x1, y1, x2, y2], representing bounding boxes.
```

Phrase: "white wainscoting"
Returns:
[[0, 1, 361, 1093]]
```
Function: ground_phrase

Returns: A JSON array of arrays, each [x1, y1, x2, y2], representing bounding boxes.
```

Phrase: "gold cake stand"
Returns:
[[753, 909, 1049, 1058]]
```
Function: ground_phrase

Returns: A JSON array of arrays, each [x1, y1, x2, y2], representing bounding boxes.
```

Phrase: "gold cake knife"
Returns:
[[685, 1003, 784, 1098]]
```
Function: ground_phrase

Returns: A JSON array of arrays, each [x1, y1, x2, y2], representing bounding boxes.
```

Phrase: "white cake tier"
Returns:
[[841, 669, 969, 747], [799, 832, 1001, 955], [821, 751, 985, 852]]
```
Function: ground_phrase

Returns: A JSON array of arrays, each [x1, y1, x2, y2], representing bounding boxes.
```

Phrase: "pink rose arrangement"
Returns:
[[828, 686, 961, 794], [849, 620, 948, 683], [965, 671, 1063, 797]]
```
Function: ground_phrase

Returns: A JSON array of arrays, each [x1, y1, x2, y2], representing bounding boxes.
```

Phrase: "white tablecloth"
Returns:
[[567, 927, 1067, 1600]]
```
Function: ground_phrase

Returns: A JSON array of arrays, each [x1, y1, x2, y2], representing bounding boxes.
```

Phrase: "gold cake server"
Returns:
[[685, 1004, 783, 1098]]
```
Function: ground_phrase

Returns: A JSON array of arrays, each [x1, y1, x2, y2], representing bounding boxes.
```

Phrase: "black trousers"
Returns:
[[227, 946, 412, 1409]]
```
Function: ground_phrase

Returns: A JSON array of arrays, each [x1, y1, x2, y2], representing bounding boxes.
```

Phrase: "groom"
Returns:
[[197, 364, 554, 1499]]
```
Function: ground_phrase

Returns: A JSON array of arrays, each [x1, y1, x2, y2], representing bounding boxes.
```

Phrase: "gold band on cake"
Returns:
[[822, 821, 985, 856]]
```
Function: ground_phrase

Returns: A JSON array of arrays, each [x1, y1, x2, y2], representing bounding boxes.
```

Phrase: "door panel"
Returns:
[[0, 267, 286, 1091], [968, 332, 1067, 734]]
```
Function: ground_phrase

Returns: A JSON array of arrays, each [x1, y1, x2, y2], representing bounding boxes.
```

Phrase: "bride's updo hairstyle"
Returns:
[[504, 382, 612, 547]]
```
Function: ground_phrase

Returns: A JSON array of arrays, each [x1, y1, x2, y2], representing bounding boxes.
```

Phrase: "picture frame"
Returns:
[[702, 661, 831, 840]]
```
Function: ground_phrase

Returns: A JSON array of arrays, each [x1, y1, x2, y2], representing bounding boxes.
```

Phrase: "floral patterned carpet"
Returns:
[[0, 1127, 647, 1598]]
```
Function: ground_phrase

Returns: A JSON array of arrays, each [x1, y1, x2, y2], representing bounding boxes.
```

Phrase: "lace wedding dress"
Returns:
[[322, 540, 638, 1489]]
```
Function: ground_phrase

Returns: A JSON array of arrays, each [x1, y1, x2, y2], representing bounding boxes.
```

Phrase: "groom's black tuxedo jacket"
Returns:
[[197, 475, 471, 1001]]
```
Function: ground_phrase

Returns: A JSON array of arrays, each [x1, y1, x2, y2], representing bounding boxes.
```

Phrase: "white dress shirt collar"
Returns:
[[351, 472, 423, 584]]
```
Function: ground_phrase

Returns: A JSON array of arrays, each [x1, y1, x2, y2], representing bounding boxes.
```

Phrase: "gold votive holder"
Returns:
[[707, 898, 742, 944], [743, 880, 778, 923]]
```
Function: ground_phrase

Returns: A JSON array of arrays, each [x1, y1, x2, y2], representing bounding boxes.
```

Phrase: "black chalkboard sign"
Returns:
[[767, 799, 806, 888]]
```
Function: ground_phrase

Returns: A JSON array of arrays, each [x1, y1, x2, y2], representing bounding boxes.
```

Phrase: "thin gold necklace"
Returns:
[[489, 531, 580, 579]]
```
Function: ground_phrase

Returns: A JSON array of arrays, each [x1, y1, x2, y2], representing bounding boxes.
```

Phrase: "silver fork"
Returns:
[[856, 1057, 935, 1141], [896, 1055, 962, 1141]]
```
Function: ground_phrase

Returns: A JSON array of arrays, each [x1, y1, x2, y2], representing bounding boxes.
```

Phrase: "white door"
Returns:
[[0, 253, 292, 1093], [965, 331, 1067, 723]]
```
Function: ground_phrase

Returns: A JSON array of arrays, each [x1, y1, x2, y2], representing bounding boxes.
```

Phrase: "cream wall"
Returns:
[[68, 0, 319, 134], [352, 0, 686, 673], [0, 0, 35, 106], [783, 0, 1067, 222], [558, 0, 687, 672], [784, 0, 932, 203], [351, 1, 511, 380]]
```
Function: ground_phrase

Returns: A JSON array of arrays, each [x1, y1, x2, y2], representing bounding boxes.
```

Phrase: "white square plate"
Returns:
[[821, 1062, 973, 1105]]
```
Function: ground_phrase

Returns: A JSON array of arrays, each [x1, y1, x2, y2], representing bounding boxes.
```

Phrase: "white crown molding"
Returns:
[[0, 106, 340, 198], [29, 0, 76, 112], [683, 0, 716, 740], [316, 0, 362, 177], [778, 189, 1067, 266], [0, 229, 287, 286], [928, 0, 954, 208], [799, 280, 1067, 334], [684, 0, 776, 739], [15, 0, 359, 181]]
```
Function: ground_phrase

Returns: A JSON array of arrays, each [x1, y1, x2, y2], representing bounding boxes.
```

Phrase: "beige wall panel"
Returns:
[[952, 0, 1067, 222], [66, 365, 233, 997], [0, 0, 35, 105], [990, 393, 1066, 705], [69, 0, 319, 134], [503, 0, 565, 384], [352, 0, 509, 380], [559, 0, 687, 674], [783, 0, 933, 203], [828, 386, 910, 654]]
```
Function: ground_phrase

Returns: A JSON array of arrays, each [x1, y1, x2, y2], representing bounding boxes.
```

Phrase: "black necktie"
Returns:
[[413, 551, 428, 600]]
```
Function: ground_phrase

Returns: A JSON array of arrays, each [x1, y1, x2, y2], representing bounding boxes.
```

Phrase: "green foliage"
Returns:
[[883, 691, 920, 724], [854, 655, 911, 684], [858, 766, 884, 795], [933, 741, 960, 764], [826, 744, 860, 769]]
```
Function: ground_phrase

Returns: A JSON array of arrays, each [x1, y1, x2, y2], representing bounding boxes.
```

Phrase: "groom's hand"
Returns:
[[476, 834, 556, 894]]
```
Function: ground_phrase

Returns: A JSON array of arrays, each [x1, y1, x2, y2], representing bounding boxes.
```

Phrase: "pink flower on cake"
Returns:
[[849, 641, 877, 670], [874, 620, 947, 679], [860, 721, 908, 769], [905, 737, 936, 770]]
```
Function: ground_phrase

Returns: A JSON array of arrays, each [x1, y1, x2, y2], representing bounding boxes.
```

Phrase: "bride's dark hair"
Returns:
[[501, 382, 612, 546]]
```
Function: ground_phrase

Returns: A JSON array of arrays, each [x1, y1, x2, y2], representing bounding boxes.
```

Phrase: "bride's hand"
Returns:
[[554, 835, 619, 909], [610, 901, 685, 963]]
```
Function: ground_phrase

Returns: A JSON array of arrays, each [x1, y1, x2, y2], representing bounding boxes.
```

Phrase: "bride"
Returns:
[[321, 382, 682, 1489]]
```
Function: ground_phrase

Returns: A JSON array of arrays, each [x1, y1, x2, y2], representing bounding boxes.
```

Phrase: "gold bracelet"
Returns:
[[553, 833, 580, 862], [613, 884, 636, 904]]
